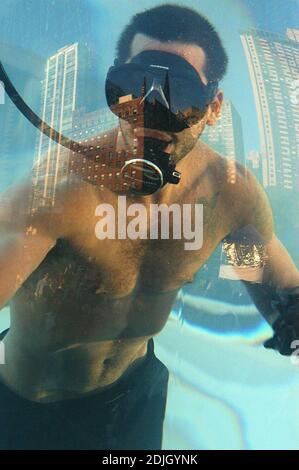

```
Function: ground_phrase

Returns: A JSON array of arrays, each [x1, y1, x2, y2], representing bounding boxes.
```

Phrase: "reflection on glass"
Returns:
[[0, 0, 299, 452]]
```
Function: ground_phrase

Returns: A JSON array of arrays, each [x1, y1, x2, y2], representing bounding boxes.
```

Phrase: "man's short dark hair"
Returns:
[[116, 3, 228, 82]]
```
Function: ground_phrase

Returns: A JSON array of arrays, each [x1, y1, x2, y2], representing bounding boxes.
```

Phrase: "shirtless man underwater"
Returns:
[[0, 4, 299, 450]]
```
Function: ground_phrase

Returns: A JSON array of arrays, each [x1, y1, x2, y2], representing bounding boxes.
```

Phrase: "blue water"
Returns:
[[0, 0, 298, 450]]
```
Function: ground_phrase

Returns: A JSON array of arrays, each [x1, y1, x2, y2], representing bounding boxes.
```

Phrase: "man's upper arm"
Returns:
[[219, 167, 274, 283], [235, 170, 299, 287], [243, 169, 274, 245], [0, 178, 57, 309], [0, 232, 55, 309]]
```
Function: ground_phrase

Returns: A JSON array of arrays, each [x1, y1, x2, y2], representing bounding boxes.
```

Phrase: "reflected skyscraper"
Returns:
[[73, 107, 118, 137], [69, 93, 145, 192], [31, 41, 101, 212], [70, 105, 120, 191], [31, 43, 79, 212], [241, 29, 299, 191]]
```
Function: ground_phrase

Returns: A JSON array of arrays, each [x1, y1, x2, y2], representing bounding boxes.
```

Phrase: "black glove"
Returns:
[[264, 286, 299, 356]]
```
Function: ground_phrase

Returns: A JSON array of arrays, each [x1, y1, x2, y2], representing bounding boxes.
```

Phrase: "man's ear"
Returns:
[[206, 90, 224, 126]]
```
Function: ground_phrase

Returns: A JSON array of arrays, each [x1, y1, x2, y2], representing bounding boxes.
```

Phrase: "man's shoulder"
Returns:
[[197, 144, 254, 203], [208, 153, 256, 205], [200, 146, 271, 238], [215, 157, 274, 244]]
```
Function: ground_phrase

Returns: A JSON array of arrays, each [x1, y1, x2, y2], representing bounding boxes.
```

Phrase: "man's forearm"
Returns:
[[241, 280, 281, 326], [262, 234, 299, 290], [242, 279, 299, 355]]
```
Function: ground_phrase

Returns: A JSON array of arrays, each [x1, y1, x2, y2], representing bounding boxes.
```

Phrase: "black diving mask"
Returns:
[[105, 50, 218, 195]]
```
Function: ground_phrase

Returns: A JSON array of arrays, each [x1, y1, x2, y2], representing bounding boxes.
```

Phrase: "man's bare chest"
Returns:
[[13, 180, 231, 343], [55, 187, 229, 296]]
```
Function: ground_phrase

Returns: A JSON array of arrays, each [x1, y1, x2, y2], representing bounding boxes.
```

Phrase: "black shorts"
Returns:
[[0, 330, 169, 450]]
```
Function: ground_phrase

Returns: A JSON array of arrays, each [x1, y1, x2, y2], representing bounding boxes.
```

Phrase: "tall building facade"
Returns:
[[240, 29, 299, 191], [31, 43, 79, 212], [73, 106, 118, 138], [69, 95, 146, 193]]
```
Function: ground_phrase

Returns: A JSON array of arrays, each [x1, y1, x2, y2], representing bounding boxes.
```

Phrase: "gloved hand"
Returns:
[[264, 286, 299, 356]]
